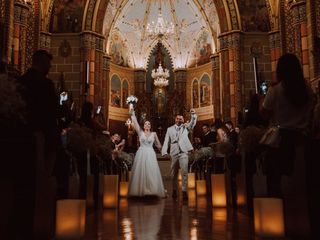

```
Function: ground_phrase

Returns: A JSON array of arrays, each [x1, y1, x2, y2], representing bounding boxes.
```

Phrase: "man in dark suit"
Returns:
[[201, 123, 217, 147], [19, 49, 59, 151], [16, 49, 58, 240]]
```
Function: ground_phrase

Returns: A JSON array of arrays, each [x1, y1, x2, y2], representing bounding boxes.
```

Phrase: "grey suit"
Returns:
[[162, 113, 197, 191]]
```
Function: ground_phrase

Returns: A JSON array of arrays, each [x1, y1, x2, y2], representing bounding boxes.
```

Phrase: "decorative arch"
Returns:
[[84, 0, 240, 37], [146, 42, 174, 93], [110, 74, 121, 107], [146, 41, 174, 70], [39, 0, 53, 31], [265, 0, 281, 31]]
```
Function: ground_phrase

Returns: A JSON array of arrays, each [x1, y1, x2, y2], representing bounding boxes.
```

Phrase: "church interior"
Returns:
[[1, 0, 320, 239]]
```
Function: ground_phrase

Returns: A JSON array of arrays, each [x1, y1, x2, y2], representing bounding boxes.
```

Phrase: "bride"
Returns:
[[128, 106, 166, 198]]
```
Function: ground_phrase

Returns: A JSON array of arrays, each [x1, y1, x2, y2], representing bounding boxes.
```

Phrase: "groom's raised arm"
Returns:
[[161, 129, 170, 156], [185, 111, 197, 130]]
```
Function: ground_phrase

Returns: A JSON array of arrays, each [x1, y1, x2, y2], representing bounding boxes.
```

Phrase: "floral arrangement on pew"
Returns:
[[239, 126, 266, 153], [189, 147, 214, 165], [94, 134, 112, 160], [116, 151, 134, 170], [66, 123, 93, 158], [210, 141, 235, 157]]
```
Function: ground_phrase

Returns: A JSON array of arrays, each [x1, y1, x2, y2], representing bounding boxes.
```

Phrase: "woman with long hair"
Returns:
[[260, 53, 314, 237], [261, 53, 312, 132]]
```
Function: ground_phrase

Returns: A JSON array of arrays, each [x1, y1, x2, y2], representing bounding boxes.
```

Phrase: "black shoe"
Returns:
[[172, 190, 177, 199], [182, 191, 188, 200]]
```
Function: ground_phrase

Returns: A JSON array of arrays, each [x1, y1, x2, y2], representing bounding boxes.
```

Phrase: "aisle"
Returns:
[[84, 180, 256, 240]]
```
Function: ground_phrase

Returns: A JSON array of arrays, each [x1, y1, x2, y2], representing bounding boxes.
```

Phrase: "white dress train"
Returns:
[[128, 112, 166, 198]]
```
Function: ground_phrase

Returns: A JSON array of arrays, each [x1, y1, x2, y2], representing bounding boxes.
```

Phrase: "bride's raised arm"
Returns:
[[154, 132, 162, 152], [130, 109, 142, 134]]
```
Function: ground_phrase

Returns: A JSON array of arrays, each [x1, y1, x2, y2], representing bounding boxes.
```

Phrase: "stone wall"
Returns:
[[49, 34, 81, 113], [242, 33, 272, 107]]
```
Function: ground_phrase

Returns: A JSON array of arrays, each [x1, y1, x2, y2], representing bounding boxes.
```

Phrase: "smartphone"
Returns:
[[59, 91, 68, 105], [97, 105, 101, 114], [260, 82, 268, 95]]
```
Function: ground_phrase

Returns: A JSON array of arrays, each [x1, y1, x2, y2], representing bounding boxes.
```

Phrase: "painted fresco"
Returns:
[[200, 74, 211, 107], [238, 0, 270, 32], [102, 0, 122, 35], [111, 75, 121, 107], [199, 0, 221, 33], [50, 0, 85, 33], [188, 31, 212, 68], [109, 31, 130, 67]]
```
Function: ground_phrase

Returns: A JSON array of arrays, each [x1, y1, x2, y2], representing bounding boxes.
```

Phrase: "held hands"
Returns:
[[162, 154, 169, 158]]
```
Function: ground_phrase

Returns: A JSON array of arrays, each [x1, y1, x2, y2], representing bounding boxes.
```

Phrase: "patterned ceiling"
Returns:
[[103, 0, 220, 69]]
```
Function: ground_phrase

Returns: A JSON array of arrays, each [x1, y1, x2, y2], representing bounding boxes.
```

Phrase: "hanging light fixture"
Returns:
[[146, 0, 175, 40], [152, 63, 169, 87]]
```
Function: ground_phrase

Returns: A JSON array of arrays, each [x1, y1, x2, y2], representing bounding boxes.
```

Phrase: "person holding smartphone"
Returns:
[[92, 106, 108, 135]]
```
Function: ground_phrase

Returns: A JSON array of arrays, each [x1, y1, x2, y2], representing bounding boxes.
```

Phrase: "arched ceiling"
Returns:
[[103, 0, 220, 69]]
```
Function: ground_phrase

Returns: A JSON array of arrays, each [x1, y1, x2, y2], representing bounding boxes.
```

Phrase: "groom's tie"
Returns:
[[176, 126, 181, 139]]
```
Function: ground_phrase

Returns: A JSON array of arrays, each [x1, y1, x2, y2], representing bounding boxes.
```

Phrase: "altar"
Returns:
[[134, 42, 188, 143]]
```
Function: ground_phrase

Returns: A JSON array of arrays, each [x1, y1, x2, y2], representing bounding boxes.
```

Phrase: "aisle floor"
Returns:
[[84, 180, 256, 240]]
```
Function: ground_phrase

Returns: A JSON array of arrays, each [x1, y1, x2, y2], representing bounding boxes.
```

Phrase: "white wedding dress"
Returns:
[[128, 112, 166, 198]]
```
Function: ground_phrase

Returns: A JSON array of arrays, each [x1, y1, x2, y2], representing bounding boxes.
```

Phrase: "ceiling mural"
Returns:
[[102, 0, 123, 37], [109, 30, 132, 68], [187, 30, 213, 68], [103, 0, 219, 69], [198, 0, 221, 37], [50, 0, 85, 33], [237, 0, 271, 32]]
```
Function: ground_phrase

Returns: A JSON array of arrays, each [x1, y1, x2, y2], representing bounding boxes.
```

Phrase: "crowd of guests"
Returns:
[[1, 50, 129, 240], [192, 119, 241, 208], [2, 48, 320, 239], [190, 54, 320, 238]]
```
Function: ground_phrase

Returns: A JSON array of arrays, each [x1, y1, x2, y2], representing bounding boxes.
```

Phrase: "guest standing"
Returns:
[[260, 53, 314, 237]]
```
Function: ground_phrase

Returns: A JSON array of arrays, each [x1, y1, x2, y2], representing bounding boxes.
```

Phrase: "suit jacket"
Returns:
[[162, 114, 197, 156]]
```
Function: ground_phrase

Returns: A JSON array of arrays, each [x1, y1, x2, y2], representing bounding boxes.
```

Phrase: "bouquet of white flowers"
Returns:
[[126, 95, 138, 111]]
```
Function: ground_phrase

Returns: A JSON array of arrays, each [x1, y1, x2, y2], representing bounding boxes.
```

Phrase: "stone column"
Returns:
[[102, 54, 111, 122], [211, 53, 220, 118], [13, 0, 29, 73], [292, 1, 309, 80], [269, 30, 281, 82], [174, 68, 187, 105], [133, 68, 147, 117], [80, 31, 104, 106], [218, 31, 243, 124], [134, 68, 146, 94], [0, 0, 13, 63]]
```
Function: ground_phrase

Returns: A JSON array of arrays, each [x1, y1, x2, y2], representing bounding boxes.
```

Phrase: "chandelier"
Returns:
[[146, 1, 175, 40], [152, 63, 169, 87]]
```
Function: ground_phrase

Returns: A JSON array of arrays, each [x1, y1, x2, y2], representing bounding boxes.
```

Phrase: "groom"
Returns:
[[162, 109, 197, 200]]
